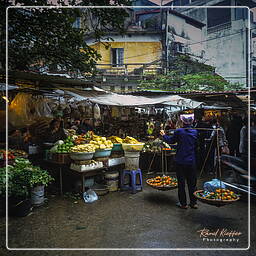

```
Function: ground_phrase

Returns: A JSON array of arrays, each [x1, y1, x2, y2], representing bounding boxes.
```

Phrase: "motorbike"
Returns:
[[221, 154, 256, 198]]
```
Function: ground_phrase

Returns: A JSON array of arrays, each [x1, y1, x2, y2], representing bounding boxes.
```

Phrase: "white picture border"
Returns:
[[5, 4, 251, 251]]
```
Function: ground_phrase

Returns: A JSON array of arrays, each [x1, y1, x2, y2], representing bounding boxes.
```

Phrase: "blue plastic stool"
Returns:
[[120, 169, 143, 194]]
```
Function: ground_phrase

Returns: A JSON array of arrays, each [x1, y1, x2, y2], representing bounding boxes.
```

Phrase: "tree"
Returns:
[[139, 55, 245, 91], [0, 0, 130, 74]]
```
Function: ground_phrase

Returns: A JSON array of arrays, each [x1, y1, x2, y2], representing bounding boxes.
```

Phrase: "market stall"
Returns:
[[2, 83, 254, 206]]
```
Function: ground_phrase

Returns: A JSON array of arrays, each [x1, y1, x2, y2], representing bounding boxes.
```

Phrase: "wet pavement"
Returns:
[[0, 175, 255, 256]]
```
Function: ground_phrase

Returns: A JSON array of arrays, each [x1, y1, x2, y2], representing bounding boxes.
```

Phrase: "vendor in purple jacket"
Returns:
[[160, 114, 198, 209]]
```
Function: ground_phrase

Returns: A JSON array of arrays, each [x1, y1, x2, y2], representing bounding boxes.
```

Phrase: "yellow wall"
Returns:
[[90, 41, 162, 72]]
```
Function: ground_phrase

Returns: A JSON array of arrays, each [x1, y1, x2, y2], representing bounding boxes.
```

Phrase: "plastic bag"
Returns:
[[34, 97, 53, 118], [8, 93, 35, 128], [203, 179, 226, 192], [83, 189, 98, 203], [85, 101, 93, 117], [93, 104, 101, 120]]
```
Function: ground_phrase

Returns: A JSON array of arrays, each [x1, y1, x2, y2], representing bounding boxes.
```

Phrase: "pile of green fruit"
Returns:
[[56, 136, 75, 153]]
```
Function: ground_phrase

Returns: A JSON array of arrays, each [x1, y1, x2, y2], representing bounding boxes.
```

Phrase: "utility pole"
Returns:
[[160, 0, 167, 74]]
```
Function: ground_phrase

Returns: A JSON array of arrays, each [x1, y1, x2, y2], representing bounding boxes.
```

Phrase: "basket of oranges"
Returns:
[[194, 188, 240, 207], [146, 175, 178, 191]]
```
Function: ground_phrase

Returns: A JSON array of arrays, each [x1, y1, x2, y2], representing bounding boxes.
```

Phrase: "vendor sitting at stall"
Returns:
[[160, 114, 198, 209], [45, 118, 67, 143]]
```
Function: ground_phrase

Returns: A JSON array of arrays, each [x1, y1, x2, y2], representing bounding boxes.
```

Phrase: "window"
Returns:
[[173, 42, 184, 53], [111, 48, 124, 67], [110, 86, 115, 91], [128, 86, 133, 91], [207, 1, 231, 28], [121, 85, 125, 91]]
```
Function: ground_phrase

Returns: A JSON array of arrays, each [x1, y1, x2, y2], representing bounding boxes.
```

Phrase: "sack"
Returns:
[[203, 179, 226, 192], [93, 104, 101, 120], [222, 145, 230, 155]]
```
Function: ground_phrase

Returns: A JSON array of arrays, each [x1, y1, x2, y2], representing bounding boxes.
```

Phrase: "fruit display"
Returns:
[[73, 135, 87, 145], [55, 136, 75, 153], [0, 149, 28, 160], [70, 144, 96, 153], [146, 176, 178, 188], [108, 136, 123, 144], [90, 135, 113, 150], [66, 129, 76, 136], [122, 136, 144, 151], [142, 139, 173, 153], [197, 189, 239, 201], [123, 136, 140, 144]]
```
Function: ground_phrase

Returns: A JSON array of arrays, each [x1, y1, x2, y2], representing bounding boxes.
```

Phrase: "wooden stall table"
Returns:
[[68, 167, 107, 194], [69, 156, 125, 193]]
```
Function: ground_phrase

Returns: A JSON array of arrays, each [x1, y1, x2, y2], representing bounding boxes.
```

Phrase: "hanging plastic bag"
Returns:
[[84, 101, 93, 117], [203, 179, 226, 192], [93, 104, 101, 120], [8, 93, 34, 128], [83, 189, 98, 203]]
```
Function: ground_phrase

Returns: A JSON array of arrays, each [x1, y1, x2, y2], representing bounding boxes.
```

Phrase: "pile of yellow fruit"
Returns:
[[90, 135, 113, 150], [123, 136, 140, 144], [70, 144, 96, 153], [147, 176, 178, 187], [108, 136, 123, 144]]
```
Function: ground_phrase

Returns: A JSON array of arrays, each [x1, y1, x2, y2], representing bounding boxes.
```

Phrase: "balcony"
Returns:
[[95, 63, 163, 77]]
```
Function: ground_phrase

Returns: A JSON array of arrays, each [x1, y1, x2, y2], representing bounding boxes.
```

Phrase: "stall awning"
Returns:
[[62, 87, 203, 108]]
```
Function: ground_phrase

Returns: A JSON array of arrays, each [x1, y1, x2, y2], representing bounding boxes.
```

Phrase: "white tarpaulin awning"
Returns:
[[61, 87, 203, 108]]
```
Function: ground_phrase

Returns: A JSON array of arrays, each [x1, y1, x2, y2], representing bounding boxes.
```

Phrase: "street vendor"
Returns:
[[160, 114, 198, 209], [45, 118, 66, 143]]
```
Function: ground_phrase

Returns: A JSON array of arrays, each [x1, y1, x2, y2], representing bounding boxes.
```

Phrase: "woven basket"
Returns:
[[146, 179, 178, 191], [194, 190, 240, 207]]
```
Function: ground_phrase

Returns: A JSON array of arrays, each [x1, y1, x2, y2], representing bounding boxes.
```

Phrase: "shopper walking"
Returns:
[[160, 114, 198, 209]]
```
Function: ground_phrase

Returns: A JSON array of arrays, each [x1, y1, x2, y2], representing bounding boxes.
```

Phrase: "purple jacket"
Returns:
[[163, 126, 198, 166]]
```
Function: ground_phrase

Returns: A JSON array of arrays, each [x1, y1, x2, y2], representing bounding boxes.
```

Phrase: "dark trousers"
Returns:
[[176, 163, 197, 206]]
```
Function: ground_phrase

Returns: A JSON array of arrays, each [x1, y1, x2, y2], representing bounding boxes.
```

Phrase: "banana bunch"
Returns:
[[108, 136, 123, 144], [70, 144, 96, 153], [90, 135, 113, 150], [123, 136, 140, 144]]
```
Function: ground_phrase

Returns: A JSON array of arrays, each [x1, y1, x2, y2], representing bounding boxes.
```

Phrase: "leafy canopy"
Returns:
[[0, 0, 130, 73], [140, 55, 244, 91]]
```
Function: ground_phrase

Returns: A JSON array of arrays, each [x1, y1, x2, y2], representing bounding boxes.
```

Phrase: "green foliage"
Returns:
[[140, 71, 242, 92], [0, 158, 54, 199], [0, 0, 130, 73], [140, 55, 245, 92], [182, 72, 228, 91], [29, 166, 54, 187]]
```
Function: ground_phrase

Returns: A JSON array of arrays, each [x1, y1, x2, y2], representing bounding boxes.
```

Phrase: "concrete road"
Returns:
[[0, 176, 255, 256]]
